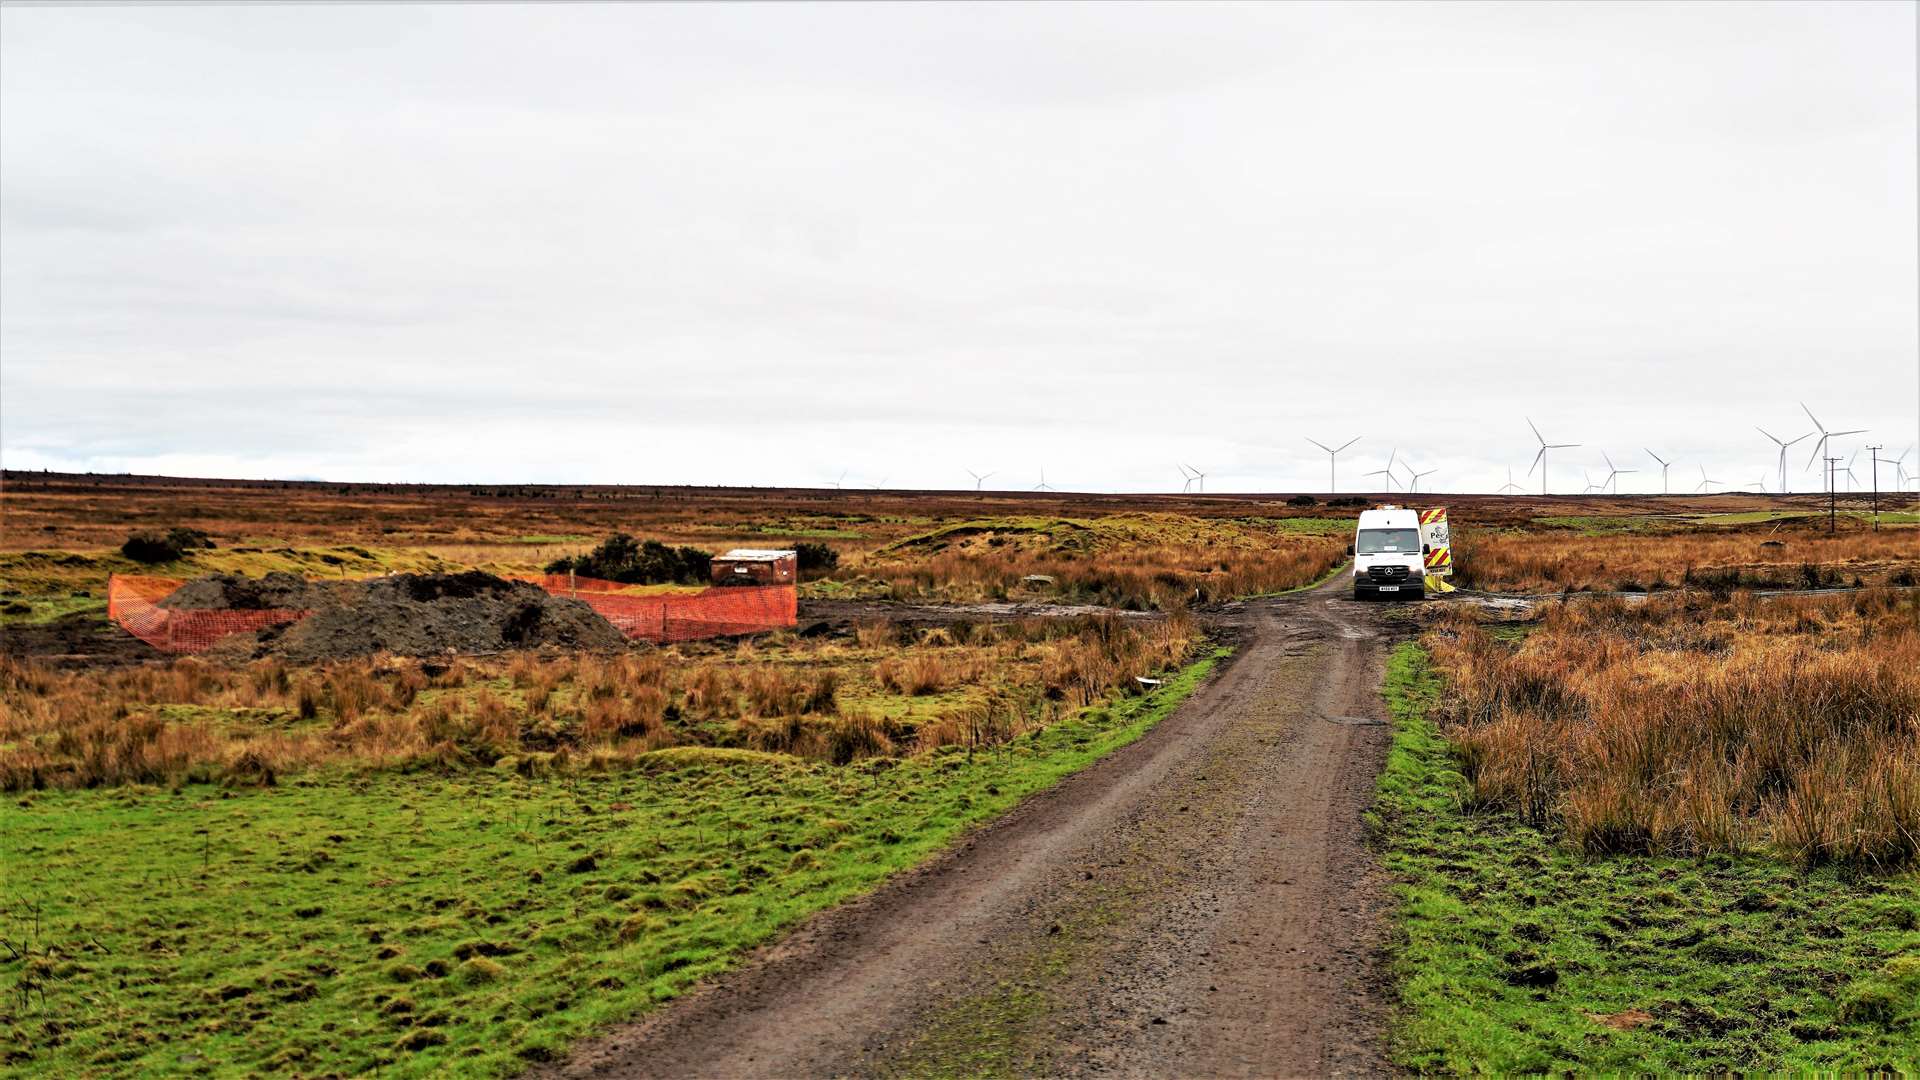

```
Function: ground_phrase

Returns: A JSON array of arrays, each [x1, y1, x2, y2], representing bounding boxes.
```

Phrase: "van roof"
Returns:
[[1357, 507, 1420, 527]]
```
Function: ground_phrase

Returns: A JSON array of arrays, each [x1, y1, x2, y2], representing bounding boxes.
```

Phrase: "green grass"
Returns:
[[725, 522, 869, 540], [0, 591, 105, 626], [1257, 516, 1356, 535], [1690, 510, 1816, 525], [0, 546, 452, 614], [1532, 514, 1671, 534], [0, 650, 1225, 1078], [1375, 642, 1920, 1074]]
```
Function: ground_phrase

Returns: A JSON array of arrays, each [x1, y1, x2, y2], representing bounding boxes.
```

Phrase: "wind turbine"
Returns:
[[1364, 448, 1401, 492], [1694, 465, 1721, 494], [1746, 473, 1768, 493], [1031, 467, 1056, 492], [1801, 402, 1866, 492], [1582, 469, 1602, 495], [1645, 449, 1673, 495], [830, 470, 848, 490], [1527, 418, 1579, 495], [1843, 449, 1861, 492], [1599, 451, 1636, 494], [1182, 464, 1208, 494], [1757, 427, 1812, 495], [1496, 466, 1526, 495], [1305, 436, 1361, 493], [965, 469, 994, 492], [1875, 446, 1914, 493], [1400, 459, 1436, 493]]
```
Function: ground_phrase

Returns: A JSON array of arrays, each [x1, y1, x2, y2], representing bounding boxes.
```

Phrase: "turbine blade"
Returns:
[[1306, 439, 1332, 453], [1830, 429, 1866, 437], [1527, 446, 1545, 476], [1527, 417, 1544, 444], [1335, 436, 1361, 453], [1801, 401, 1822, 430]]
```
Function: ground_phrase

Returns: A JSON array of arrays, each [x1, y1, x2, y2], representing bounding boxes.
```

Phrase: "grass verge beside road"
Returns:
[[1376, 642, 1920, 1074], [0, 649, 1227, 1079]]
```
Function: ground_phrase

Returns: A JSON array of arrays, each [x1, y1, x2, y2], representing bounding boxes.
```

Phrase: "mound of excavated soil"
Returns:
[[205, 571, 628, 661], [158, 571, 334, 611]]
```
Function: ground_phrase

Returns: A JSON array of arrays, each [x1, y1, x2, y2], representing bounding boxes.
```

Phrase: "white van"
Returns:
[[1349, 505, 1427, 600]]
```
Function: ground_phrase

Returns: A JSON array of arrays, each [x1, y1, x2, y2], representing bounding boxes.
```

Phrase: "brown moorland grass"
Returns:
[[0, 614, 1197, 791], [836, 515, 1351, 609], [1450, 525, 1920, 594], [859, 538, 1348, 609], [1430, 589, 1920, 869]]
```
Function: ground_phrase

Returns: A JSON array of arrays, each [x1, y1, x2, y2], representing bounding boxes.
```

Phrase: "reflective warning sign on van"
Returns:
[[1418, 507, 1452, 577]]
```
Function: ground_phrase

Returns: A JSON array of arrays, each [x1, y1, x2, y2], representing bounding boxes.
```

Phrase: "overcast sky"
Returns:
[[2, 2, 1915, 494]]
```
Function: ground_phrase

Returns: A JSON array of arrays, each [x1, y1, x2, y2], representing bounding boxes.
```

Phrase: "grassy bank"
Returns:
[[1376, 642, 1920, 1073], [0, 648, 1225, 1078]]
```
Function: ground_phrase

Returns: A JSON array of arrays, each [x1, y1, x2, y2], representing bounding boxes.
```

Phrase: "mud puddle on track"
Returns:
[[544, 577, 1401, 1079]]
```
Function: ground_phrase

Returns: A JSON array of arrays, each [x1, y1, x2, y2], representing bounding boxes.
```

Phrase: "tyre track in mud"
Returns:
[[544, 575, 1401, 1079]]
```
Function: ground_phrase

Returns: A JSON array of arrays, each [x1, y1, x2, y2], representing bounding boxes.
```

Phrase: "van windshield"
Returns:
[[1356, 528, 1420, 554]]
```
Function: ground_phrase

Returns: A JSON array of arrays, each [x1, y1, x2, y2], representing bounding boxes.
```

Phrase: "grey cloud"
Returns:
[[2, 2, 1913, 493]]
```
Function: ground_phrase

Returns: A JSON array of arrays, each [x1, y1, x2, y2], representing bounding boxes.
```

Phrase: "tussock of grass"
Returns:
[[1429, 590, 1920, 869], [1378, 641, 1920, 1074], [1452, 526, 1919, 593], [1, 614, 1198, 791]]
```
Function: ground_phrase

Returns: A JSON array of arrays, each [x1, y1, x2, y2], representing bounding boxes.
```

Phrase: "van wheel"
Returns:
[[1352, 588, 1366, 601]]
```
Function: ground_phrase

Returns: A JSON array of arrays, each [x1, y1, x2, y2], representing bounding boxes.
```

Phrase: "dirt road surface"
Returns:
[[552, 574, 1402, 1078]]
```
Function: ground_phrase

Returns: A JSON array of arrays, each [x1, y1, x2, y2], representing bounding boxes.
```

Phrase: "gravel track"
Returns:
[[544, 574, 1401, 1079]]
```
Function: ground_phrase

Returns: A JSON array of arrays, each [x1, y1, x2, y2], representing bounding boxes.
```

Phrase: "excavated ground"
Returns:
[[204, 571, 630, 661]]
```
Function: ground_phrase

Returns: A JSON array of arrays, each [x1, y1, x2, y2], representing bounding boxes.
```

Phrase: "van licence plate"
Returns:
[[1377, 585, 1399, 592]]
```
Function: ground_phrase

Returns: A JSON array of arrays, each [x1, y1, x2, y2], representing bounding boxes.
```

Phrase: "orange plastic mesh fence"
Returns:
[[107, 573, 797, 654], [108, 575, 309, 654], [511, 575, 798, 642]]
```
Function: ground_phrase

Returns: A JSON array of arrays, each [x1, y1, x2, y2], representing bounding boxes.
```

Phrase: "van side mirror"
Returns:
[[1345, 543, 1354, 556], [1423, 543, 1431, 555]]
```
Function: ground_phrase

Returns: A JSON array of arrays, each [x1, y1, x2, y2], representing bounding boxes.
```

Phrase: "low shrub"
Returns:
[[793, 541, 839, 575], [120, 527, 216, 564], [545, 534, 711, 585]]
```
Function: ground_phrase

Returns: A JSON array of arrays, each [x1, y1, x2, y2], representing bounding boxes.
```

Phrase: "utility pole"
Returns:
[[1825, 456, 1841, 533], [1867, 445, 1882, 530]]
